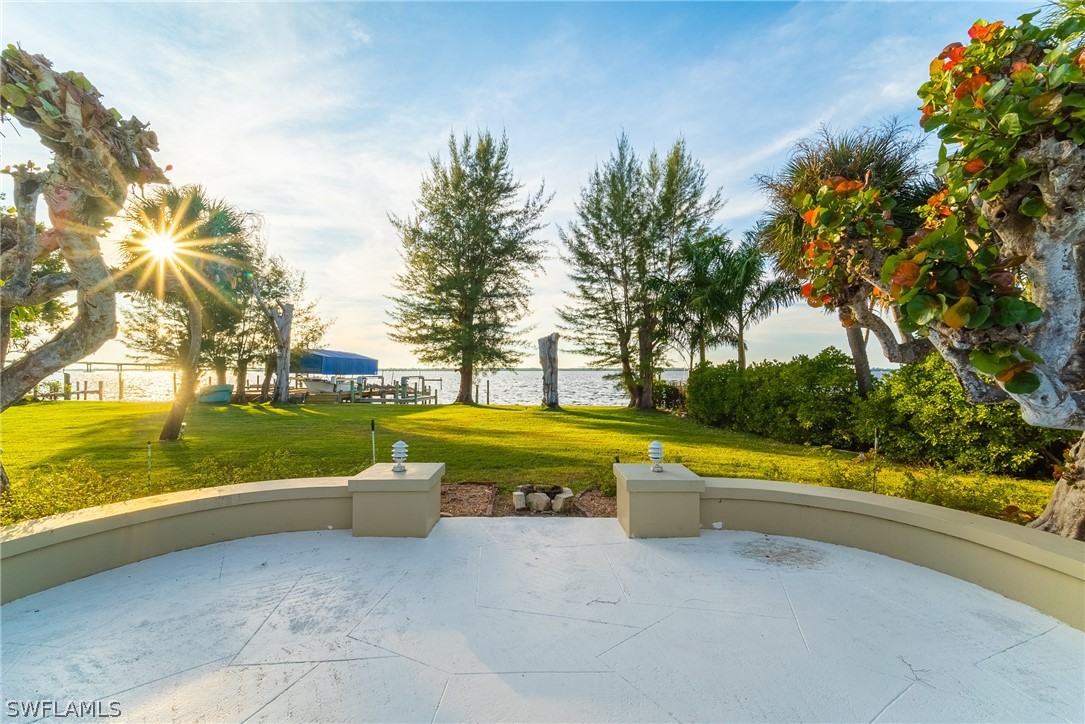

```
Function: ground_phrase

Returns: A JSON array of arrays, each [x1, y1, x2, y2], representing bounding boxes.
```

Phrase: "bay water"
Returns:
[[38, 368, 690, 406]]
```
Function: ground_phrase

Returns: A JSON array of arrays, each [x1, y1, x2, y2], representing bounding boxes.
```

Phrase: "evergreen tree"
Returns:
[[388, 130, 550, 403], [558, 135, 646, 404], [559, 135, 723, 408]]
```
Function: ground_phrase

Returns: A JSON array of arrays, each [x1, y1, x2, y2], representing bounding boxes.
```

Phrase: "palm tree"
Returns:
[[721, 231, 799, 371], [671, 233, 737, 372], [119, 185, 250, 440], [669, 231, 795, 372], [754, 120, 932, 395]]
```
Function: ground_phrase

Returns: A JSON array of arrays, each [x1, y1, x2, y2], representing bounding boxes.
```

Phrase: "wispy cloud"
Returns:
[[1, 1, 1033, 367]]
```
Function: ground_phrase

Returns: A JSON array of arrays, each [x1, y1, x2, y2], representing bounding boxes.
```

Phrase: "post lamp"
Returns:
[[391, 440, 408, 472], [648, 440, 664, 472]]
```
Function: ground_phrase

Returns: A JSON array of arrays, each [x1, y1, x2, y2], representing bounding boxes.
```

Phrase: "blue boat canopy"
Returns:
[[299, 350, 379, 376]]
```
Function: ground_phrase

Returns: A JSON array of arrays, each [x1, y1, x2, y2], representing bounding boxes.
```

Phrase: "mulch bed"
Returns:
[[441, 482, 496, 517], [574, 487, 617, 518], [441, 482, 617, 518]]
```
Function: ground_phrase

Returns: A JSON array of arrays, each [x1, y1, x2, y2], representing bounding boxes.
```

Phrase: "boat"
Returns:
[[196, 383, 234, 404], [301, 377, 362, 394], [300, 378, 340, 394], [298, 350, 380, 397]]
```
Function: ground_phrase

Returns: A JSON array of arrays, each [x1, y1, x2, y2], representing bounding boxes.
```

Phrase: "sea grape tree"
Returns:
[[790, 10, 1085, 538], [0, 47, 168, 411]]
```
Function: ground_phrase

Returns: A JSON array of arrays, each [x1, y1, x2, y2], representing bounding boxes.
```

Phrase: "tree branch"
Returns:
[[6, 168, 46, 290], [1, 272, 76, 307], [926, 329, 1010, 404], [0, 228, 62, 278], [0, 49, 167, 410], [846, 295, 933, 365]]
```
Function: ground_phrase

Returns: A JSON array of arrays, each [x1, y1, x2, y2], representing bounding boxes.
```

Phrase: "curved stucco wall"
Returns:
[[0, 477, 352, 604], [3, 473, 1082, 631], [700, 478, 1085, 630]]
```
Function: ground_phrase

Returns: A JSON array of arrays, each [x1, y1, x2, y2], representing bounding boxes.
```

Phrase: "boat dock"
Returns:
[[304, 375, 441, 405]]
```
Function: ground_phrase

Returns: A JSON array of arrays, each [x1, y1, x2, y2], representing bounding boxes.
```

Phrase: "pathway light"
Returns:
[[648, 440, 664, 472], [392, 440, 408, 472]]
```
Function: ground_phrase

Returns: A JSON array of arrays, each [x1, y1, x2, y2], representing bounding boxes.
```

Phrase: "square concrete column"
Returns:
[[613, 463, 705, 538], [348, 463, 445, 537]]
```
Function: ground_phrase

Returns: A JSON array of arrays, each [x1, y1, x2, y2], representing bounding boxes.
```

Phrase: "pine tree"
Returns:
[[559, 135, 723, 408], [388, 131, 551, 403]]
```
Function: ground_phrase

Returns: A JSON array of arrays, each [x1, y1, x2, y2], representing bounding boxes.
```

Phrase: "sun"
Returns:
[[142, 232, 179, 262]]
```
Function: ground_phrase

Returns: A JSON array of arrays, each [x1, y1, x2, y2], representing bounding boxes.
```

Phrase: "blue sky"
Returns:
[[2, 1, 1036, 369]]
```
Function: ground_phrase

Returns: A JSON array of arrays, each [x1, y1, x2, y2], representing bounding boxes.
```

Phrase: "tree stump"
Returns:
[[539, 332, 559, 408]]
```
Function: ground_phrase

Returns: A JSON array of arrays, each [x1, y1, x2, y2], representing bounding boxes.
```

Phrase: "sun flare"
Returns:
[[142, 233, 179, 262]]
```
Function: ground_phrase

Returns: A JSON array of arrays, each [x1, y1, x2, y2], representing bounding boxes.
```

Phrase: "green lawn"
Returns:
[[0, 400, 1053, 525]]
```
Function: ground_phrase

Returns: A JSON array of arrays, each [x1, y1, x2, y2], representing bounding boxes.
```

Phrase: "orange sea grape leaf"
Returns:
[[996, 361, 1033, 383], [834, 179, 864, 195], [891, 261, 921, 287], [968, 20, 1004, 42]]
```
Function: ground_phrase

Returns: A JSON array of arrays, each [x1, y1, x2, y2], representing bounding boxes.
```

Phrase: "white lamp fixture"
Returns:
[[391, 440, 408, 472], [648, 440, 664, 472]]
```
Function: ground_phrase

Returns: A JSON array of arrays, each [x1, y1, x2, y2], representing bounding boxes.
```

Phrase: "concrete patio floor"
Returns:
[[2, 518, 1083, 723]]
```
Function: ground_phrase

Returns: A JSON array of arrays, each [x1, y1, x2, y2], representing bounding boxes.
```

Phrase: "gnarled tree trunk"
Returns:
[[1030, 432, 1085, 540], [270, 304, 293, 404], [259, 358, 275, 402], [251, 279, 294, 404], [0, 48, 166, 411]]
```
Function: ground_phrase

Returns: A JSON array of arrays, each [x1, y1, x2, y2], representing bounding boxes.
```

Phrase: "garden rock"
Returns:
[[526, 492, 551, 512], [552, 490, 574, 513]]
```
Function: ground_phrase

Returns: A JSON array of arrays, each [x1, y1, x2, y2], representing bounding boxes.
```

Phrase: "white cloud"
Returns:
[[1, 1, 1034, 370], [348, 22, 373, 47]]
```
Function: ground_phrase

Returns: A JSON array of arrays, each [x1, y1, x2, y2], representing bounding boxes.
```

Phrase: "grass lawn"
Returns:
[[1, 400, 1054, 525]]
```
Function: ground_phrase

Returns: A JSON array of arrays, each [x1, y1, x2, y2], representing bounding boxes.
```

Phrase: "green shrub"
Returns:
[[653, 380, 687, 412], [896, 467, 1050, 520], [688, 347, 1070, 479], [856, 354, 1071, 477], [812, 447, 1050, 520], [812, 445, 884, 493], [686, 362, 744, 427], [687, 348, 859, 448]]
